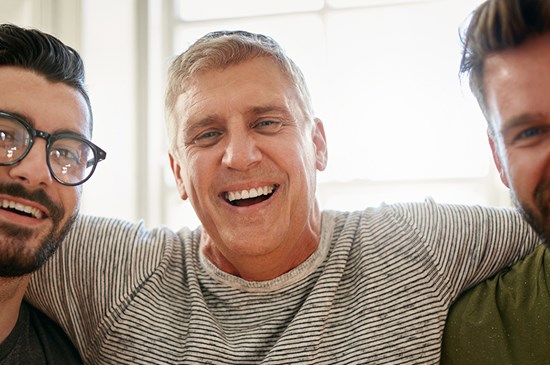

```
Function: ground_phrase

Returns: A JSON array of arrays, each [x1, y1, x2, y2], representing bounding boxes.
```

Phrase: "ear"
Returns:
[[169, 151, 189, 200], [312, 118, 328, 171], [488, 131, 510, 188]]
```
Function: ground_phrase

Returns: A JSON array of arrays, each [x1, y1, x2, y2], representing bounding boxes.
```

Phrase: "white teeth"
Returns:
[[1, 199, 44, 219], [226, 185, 275, 202]]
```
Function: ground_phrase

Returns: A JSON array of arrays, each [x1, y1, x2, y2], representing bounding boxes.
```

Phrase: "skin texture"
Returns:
[[169, 57, 328, 281], [485, 33, 550, 243], [0, 66, 88, 342]]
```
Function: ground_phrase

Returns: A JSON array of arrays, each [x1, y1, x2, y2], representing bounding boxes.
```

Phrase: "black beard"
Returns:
[[511, 180, 550, 248], [0, 183, 77, 277]]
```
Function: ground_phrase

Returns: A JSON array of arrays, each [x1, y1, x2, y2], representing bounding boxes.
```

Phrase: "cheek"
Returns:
[[54, 186, 80, 227], [181, 153, 213, 195], [507, 152, 545, 196], [68, 188, 81, 214], [285, 143, 318, 187]]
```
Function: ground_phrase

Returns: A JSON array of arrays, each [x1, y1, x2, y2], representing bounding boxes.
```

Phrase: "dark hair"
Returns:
[[460, 0, 550, 127], [0, 24, 93, 131]]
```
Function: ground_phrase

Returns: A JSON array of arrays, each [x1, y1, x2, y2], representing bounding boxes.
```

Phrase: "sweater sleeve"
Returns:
[[391, 199, 541, 302], [24, 214, 178, 358]]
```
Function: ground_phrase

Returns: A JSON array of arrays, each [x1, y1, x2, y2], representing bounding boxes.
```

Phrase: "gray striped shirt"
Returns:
[[26, 200, 539, 364]]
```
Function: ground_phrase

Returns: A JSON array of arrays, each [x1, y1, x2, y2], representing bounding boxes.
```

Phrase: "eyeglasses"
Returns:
[[0, 111, 106, 186]]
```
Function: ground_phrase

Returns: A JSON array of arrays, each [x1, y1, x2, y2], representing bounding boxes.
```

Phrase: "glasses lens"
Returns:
[[0, 115, 30, 163], [48, 137, 96, 185]]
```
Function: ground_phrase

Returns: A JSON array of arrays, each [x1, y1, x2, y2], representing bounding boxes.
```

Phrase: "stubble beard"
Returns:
[[0, 183, 77, 277], [512, 180, 550, 248]]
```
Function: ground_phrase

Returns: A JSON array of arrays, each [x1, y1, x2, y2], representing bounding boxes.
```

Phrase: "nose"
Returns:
[[221, 131, 262, 171], [7, 139, 54, 187]]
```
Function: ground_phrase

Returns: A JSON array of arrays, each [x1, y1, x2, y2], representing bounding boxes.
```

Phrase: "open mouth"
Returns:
[[223, 184, 277, 207], [0, 199, 45, 219]]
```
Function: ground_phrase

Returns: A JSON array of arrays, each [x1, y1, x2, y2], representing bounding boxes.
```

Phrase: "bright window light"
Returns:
[[177, 0, 323, 21], [164, 0, 499, 230]]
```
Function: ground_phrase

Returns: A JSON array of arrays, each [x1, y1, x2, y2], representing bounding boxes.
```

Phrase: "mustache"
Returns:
[[0, 183, 64, 222]]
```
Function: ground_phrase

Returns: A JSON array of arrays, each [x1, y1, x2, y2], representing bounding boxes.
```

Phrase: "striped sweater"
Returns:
[[26, 200, 539, 364]]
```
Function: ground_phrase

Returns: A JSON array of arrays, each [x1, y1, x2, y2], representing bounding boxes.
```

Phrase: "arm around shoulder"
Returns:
[[25, 214, 175, 352]]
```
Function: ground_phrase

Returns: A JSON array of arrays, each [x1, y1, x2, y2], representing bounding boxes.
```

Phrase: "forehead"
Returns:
[[0, 66, 91, 136], [484, 34, 550, 130], [175, 57, 299, 123]]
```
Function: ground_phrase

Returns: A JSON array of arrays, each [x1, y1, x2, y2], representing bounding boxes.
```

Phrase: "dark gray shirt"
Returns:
[[0, 301, 82, 364]]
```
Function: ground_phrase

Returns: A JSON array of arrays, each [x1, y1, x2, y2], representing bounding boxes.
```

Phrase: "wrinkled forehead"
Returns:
[[177, 60, 305, 120]]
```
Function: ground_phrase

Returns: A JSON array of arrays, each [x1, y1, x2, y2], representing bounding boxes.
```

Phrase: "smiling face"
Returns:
[[169, 57, 327, 279], [485, 33, 550, 244], [0, 67, 88, 276]]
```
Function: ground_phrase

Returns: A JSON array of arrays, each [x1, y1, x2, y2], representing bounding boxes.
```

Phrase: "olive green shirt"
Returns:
[[441, 244, 550, 364]]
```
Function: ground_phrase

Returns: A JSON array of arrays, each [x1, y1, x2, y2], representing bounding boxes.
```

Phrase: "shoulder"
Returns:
[[69, 214, 169, 239], [382, 199, 532, 239], [64, 214, 181, 253], [5, 302, 83, 364], [451, 245, 547, 308], [36, 215, 185, 293], [339, 199, 523, 232], [384, 198, 522, 220], [442, 246, 550, 363]]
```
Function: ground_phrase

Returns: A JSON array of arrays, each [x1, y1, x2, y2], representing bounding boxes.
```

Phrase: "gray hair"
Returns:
[[165, 30, 314, 152]]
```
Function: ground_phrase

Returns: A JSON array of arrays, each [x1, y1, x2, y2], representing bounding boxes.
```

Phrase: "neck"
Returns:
[[0, 275, 29, 343], [201, 214, 323, 281]]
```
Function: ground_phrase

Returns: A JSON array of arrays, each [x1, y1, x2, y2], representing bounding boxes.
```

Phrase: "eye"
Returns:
[[513, 126, 549, 144], [519, 128, 542, 138], [50, 147, 83, 166], [0, 129, 22, 160], [192, 130, 223, 147], [0, 130, 14, 143], [0, 125, 21, 144], [49, 138, 94, 169], [253, 119, 283, 134]]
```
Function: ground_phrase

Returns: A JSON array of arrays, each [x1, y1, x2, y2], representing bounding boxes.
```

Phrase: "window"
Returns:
[[157, 0, 505, 230]]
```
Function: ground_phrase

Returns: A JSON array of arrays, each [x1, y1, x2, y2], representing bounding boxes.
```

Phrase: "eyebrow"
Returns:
[[501, 112, 548, 134], [184, 116, 219, 133], [0, 109, 32, 123], [247, 104, 292, 117], [185, 104, 294, 132], [0, 109, 89, 138]]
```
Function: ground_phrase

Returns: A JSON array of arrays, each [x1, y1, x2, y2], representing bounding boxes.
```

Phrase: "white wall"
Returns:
[[0, 0, 141, 222], [79, 0, 139, 221]]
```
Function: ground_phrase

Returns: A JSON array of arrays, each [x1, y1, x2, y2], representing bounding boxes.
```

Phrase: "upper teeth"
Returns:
[[226, 185, 275, 202], [1, 199, 44, 219]]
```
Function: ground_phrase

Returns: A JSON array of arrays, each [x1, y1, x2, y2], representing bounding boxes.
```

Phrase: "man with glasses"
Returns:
[[0, 24, 105, 364]]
